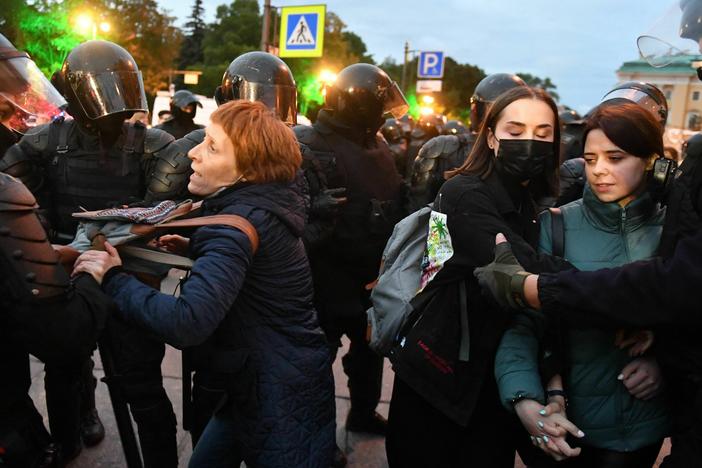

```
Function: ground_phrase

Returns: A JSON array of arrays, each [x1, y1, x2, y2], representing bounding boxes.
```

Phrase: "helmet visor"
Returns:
[[231, 78, 297, 125], [637, 0, 702, 67], [0, 55, 66, 133], [67, 70, 147, 120], [382, 81, 409, 119], [601, 88, 668, 122]]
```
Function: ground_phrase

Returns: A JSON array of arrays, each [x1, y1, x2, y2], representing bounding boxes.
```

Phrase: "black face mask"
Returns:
[[494, 138, 554, 182]]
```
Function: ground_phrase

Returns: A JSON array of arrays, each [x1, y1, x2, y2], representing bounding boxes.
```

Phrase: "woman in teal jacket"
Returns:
[[494, 101, 671, 468]]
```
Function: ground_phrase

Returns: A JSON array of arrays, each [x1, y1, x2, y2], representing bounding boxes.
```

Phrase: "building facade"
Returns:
[[617, 55, 702, 131]]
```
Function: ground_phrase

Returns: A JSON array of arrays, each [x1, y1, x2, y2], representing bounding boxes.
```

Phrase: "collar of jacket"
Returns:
[[315, 109, 376, 147], [581, 183, 658, 233], [201, 181, 255, 214], [482, 169, 530, 215]]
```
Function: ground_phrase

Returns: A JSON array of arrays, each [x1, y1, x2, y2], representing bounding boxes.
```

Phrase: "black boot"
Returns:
[[80, 408, 105, 447], [345, 409, 388, 435], [80, 357, 105, 447]]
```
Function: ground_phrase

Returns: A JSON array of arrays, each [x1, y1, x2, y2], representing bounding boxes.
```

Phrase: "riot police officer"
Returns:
[[0, 33, 111, 468], [442, 119, 467, 136], [1, 40, 179, 467], [409, 73, 527, 211], [295, 63, 409, 435], [381, 118, 409, 176], [405, 112, 445, 180], [154, 89, 204, 139]]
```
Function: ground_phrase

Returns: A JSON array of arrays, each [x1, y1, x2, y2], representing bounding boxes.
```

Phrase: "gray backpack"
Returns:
[[366, 205, 433, 356]]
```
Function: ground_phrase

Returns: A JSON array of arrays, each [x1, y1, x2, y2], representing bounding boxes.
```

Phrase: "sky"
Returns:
[[160, 0, 670, 115]]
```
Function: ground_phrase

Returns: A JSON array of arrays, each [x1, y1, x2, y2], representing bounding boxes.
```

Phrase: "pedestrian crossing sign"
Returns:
[[279, 4, 326, 58]]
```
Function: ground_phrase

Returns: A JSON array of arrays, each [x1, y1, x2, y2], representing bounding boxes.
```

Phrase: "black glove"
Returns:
[[311, 187, 347, 219], [474, 239, 531, 309]]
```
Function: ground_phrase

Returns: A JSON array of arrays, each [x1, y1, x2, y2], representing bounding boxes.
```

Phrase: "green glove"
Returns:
[[474, 240, 531, 309]]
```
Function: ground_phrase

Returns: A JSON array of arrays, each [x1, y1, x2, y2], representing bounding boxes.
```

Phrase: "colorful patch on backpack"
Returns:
[[419, 210, 454, 292]]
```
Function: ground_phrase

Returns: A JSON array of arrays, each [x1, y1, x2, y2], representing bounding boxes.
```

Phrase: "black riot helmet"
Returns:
[[559, 109, 582, 126], [443, 119, 467, 135], [59, 40, 147, 126], [0, 33, 66, 133], [683, 132, 702, 160], [413, 113, 446, 139], [170, 89, 201, 121], [469, 73, 527, 133], [601, 82, 668, 126], [325, 63, 409, 134], [214, 52, 297, 125], [398, 113, 414, 136], [381, 118, 404, 144]]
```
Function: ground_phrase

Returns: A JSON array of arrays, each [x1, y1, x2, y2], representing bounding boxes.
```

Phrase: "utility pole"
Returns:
[[401, 41, 409, 93], [260, 0, 271, 51]]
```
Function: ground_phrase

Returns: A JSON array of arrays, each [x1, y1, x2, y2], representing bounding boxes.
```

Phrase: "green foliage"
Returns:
[[189, 0, 261, 95], [107, 0, 183, 94], [516, 72, 560, 101], [178, 0, 206, 69]]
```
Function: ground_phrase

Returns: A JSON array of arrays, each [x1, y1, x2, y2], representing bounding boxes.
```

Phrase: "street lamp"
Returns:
[[318, 69, 337, 97], [74, 12, 110, 40]]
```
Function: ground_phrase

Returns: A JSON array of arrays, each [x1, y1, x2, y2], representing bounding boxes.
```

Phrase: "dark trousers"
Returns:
[[0, 333, 53, 467], [105, 315, 178, 468], [660, 374, 702, 468], [44, 359, 84, 457], [324, 313, 383, 415], [386, 376, 525, 468]]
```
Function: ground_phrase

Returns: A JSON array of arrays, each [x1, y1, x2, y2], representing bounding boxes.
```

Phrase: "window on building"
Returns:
[[665, 89, 673, 100], [687, 111, 702, 131], [694, 91, 700, 101]]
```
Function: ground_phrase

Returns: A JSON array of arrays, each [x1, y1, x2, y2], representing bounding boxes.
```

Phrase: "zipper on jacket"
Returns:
[[620, 208, 631, 261]]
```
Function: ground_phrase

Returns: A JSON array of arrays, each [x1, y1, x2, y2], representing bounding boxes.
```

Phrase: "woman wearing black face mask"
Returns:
[[386, 86, 567, 467]]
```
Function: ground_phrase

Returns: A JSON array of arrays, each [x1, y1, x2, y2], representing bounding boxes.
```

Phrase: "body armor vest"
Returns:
[[0, 173, 69, 304], [45, 118, 147, 237], [300, 118, 404, 268]]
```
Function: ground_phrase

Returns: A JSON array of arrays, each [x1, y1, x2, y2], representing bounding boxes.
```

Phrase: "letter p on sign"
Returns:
[[418, 51, 445, 79]]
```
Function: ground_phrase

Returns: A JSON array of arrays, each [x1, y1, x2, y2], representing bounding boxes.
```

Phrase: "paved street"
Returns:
[[25, 270, 671, 467]]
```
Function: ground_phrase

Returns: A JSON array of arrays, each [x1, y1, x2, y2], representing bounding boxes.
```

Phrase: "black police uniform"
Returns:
[[0, 171, 111, 467], [296, 108, 405, 422], [154, 90, 204, 140], [1, 39, 182, 467]]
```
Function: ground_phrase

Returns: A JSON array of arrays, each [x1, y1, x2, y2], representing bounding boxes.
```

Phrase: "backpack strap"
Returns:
[[548, 207, 565, 258], [155, 215, 259, 254]]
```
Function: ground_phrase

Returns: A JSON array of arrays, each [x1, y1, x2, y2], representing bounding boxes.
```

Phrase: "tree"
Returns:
[[107, 0, 183, 95], [516, 72, 560, 101], [190, 0, 261, 95], [178, 0, 206, 69]]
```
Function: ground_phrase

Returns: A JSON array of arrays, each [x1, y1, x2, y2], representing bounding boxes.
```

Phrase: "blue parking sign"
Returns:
[[418, 51, 445, 79]]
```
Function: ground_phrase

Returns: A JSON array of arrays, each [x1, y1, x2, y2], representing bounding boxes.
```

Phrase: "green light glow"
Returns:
[[297, 73, 325, 117], [406, 92, 420, 119], [17, 4, 84, 77]]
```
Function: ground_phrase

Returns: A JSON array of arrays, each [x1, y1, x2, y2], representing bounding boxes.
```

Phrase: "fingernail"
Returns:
[[543, 435, 549, 443], [536, 437, 542, 445], [539, 409, 547, 416], [617, 374, 624, 380], [577, 430, 585, 438], [537, 421, 545, 428]]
